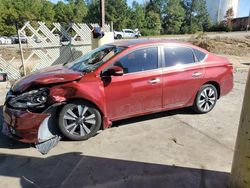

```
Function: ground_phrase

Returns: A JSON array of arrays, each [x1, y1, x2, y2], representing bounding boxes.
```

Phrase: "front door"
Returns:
[[103, 47, 163, 120]]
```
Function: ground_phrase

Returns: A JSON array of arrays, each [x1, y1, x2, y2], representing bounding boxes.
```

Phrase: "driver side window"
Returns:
[[113, 47, 158, 74]]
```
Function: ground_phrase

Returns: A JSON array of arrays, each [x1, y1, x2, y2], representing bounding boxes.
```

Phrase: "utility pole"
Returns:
[[15, 22, 26, 76], [100, 0, 105, 28], [247, 10, 250, 32], [230, 68, 250, 188]]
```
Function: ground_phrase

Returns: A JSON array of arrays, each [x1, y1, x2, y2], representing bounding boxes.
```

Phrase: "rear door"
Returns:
[[103, 46, 163, 120], [161, 46, 204, 109]]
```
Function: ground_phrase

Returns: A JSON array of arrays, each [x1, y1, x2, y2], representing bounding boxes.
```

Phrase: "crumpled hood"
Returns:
[[12, 65, 83, 93]]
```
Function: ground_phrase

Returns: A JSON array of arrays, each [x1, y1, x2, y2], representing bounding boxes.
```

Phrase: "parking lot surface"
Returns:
[[0, 70, 248, 188]]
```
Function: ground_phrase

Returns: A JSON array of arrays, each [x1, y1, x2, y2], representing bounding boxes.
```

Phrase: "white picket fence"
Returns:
[[0, 22, 110, 80]]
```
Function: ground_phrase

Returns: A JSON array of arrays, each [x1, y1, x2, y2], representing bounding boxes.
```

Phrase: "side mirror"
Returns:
[[107, 66, 124, 76], [0, 73, 8, 82]]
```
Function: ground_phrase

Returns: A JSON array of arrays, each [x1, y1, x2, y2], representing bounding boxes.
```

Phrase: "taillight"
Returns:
[[227, 63, 234, 74]]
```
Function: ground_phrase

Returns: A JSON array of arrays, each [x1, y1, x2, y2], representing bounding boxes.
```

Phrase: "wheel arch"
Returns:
[[64, 98, 104, 118], [202, 81, 221, 99]]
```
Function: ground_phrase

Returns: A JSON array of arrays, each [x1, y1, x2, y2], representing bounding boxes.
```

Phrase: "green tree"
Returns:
[[105, 0, 129, 30], [163, 0, 185, 34], [145, 0, 166, 31], [127, 1, 145, 29], [182, 0, 211, 33], [145, 0, 165, 15], [85, 0, 99, 23], [0, 0, 44, 35], [141, 11, 161, 35], [54, 2, 74, 23], [67, 0, 88, 23], [225, 7, 234, 32], [39, 1, 55, 24]]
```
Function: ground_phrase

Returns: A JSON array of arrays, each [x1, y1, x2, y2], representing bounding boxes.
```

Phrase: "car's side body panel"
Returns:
[[104, 69, 163, 121], [200, 54, 234, 97], [162, 63, 205, 109], [2, 40, 234, 144]]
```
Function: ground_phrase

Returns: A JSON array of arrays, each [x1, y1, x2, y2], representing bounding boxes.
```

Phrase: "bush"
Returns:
[[210, 22, 227, 32], [140, 28, 160, 36]]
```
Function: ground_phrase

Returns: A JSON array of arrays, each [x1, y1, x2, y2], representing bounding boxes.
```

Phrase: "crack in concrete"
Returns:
[[61, 157, 84, 188], [171, 115, 234, 152], [22, 176, 41, 188]]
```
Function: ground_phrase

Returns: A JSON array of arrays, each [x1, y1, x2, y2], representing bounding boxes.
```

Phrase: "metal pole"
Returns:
[[100, 0, 105, 28], [110, 21, 113, 32], [16, 24, 26, 76], [247, 10, 250, 32], [217, 0, 222, 23], [230, 68, 250, 188]]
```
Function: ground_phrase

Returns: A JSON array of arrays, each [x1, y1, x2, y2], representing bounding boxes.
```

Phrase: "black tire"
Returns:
[[192, 84, 218, 114], [58, 101, 102, 141], [117, 34, 122, 39]]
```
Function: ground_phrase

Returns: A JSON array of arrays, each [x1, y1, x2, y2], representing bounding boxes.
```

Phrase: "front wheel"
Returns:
[[117, 34, 122, 39], [58, 101, 102, 141], [192, 84, 218, 114]]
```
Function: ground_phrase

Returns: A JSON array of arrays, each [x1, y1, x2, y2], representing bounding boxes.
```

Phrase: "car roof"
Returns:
[[111, 38, 206, 52], [110, 39, 193, 48]]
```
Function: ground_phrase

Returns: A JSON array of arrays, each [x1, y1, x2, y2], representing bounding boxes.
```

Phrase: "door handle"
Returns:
[[192, 72, 202, 77], [148, 78, 161, 84]]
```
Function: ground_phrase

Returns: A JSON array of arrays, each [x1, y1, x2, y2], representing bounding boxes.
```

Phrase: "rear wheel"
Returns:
[[193, 84, 218, 114], [58, 101, 101, 141]]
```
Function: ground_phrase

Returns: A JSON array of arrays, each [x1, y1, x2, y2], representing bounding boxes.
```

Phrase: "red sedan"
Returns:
[[3, 39, 233, 146]]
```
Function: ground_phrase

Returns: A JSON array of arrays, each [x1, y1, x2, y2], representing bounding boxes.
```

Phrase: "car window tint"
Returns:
[[164, 47, 195, 67], [114, 47, 158, 73], [193, 48, 207, 62]]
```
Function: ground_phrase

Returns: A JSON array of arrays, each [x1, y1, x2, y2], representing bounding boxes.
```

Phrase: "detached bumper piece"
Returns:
[[35, 136, 61, 155], [3, 105, 61, 154]]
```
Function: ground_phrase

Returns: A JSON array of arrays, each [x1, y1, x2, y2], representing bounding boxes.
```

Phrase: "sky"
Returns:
[[50, 0, 250, 17]]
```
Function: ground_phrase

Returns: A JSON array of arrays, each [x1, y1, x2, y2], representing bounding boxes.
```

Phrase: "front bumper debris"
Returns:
[[2, 105, 61, 154], [35, 136, 61, 155]]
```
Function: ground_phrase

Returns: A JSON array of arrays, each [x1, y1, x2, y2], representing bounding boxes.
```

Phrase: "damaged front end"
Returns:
[[2, 88, 64, 154]]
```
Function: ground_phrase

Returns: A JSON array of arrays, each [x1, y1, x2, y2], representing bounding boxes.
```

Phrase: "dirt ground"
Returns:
[[189, 34, 250, 57]]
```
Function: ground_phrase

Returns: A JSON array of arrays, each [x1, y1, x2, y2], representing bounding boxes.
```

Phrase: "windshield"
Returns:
[[65, 45, 125, 72]]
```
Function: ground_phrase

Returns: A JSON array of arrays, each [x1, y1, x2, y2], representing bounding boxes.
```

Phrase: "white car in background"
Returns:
[[0, 36, 12, 44], [114, 29, 141, 39]]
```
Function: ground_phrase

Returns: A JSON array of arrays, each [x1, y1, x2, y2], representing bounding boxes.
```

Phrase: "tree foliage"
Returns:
[[142, 11, 162, 35], [225, 7, 234, 31], [105, 0, 129, 30], [0, 0, 216, 36], [182, 0, 211, 33], [128, 1, 145, 29], [163, 0, 185, 34]]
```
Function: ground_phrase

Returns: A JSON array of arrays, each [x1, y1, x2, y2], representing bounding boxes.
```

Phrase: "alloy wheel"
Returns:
[[198, 87, 217, 112], [63, 104, 97, 137]]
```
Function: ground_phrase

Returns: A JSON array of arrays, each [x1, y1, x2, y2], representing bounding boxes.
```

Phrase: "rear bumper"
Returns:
[[2, 105, 50, 143], [220, 73, 234, 97]]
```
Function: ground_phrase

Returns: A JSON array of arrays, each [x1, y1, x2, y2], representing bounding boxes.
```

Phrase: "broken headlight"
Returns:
[[8, 88, 49, 109]]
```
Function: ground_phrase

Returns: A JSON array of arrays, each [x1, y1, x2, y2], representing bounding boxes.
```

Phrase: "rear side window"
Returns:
[[163, 47, 195, 67], [114, 47, 158, 74], [193, 48, 207, 62]]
